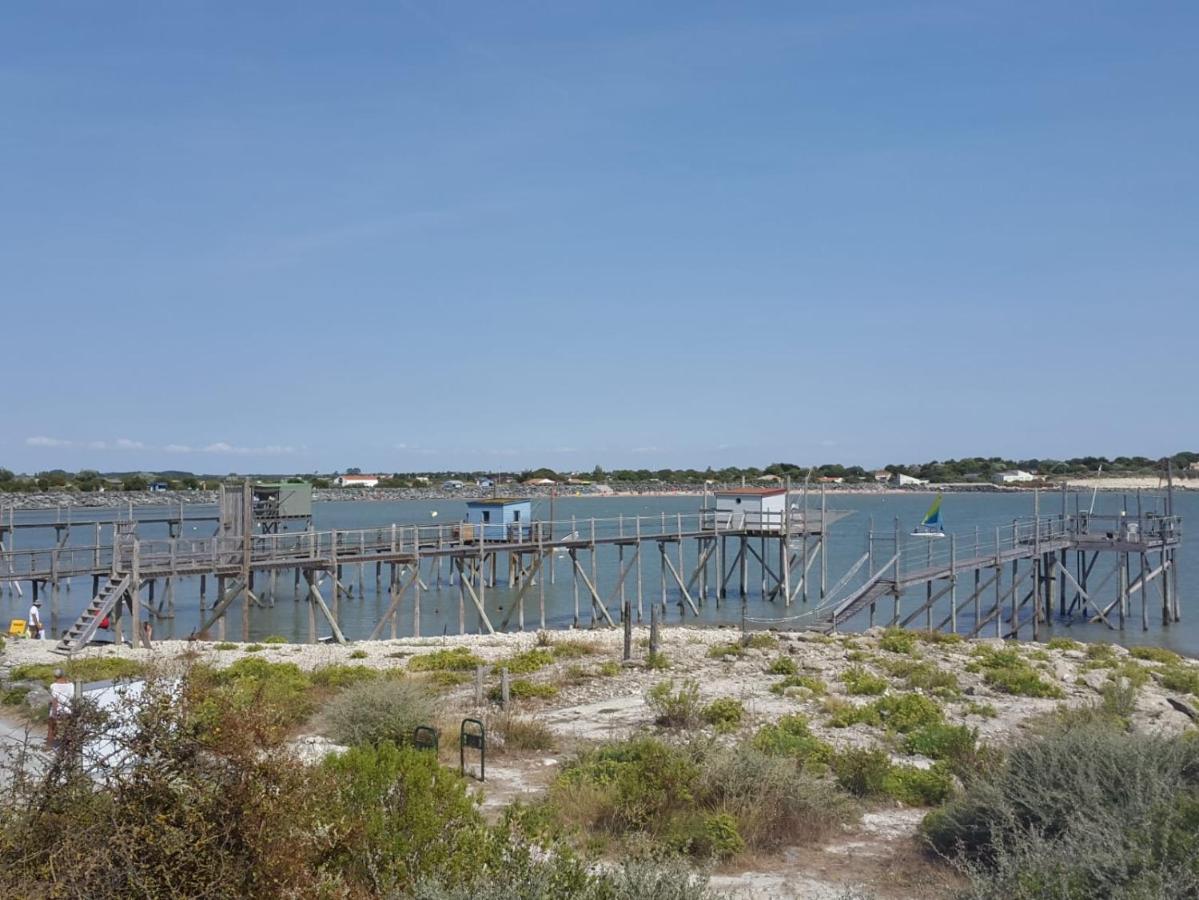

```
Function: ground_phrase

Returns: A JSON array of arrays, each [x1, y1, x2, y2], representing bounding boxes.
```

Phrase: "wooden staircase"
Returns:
[[54, 573, 131, 655], [813, 580, 894, 633]]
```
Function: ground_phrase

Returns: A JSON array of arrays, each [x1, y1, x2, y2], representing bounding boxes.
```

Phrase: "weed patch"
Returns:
[[700, 698, 745, 734], [408, 647, 483, 672]]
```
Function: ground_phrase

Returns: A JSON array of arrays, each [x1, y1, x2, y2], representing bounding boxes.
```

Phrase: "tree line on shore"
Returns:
[[1, 451, 1195, 494]]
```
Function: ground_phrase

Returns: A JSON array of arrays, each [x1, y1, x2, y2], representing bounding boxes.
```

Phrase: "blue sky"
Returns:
[[2, 2, 1195, 474]]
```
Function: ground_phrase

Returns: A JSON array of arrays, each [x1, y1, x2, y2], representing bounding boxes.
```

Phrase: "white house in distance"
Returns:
[[333, 474, 381, 487], [713, 486, 787, 531], [892, 473, 929, 487], [992, 470, 1037, 485]]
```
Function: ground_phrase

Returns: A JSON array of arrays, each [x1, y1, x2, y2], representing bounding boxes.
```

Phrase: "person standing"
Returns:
[[27, 598, 43, 640]]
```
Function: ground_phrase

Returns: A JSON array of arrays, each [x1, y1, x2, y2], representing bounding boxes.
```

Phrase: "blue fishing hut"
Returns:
[[463, 498, 533, 542]]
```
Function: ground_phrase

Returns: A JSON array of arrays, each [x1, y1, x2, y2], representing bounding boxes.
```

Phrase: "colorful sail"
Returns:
[[920, 493, 944, 528]]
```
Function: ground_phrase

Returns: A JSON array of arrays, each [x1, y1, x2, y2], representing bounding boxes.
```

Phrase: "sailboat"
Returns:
[[911, 493, 946, 538]]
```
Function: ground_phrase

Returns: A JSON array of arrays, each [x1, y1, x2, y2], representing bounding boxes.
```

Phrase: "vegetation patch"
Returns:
[[597, 660, 621, 677], [550, 638, 601, 659], [321, 678, 435, 747], [767, 656, 799, 676], [408, 647, 484, 672], [647, 679, 702, 729], [706, 642, 744, 660], [500, 648, 555, 674], [873, 693, 945, 733], [879, 628, 919, 655], [1046, 637, 1080, 651], [751, 715, 834, 768], [12, 658, 144, 686], [213, 642, 238, 651], [964, 701, 998, 719], [904, 722, 977, 762], [825, 698, 883, 729], [263, 635, 289, 644], [645, 651, 671, 670], [969, 645, 1063, 698], [880, 658, 960, 696], [1158, 664, 1199, 696], [833, 748, 954, 806], [495, 715, 557, 752], [489, 679, 559, 702], [744, 633, 778, 650], [841, 666, 887, 695], [310, 664, 381, 689], [700, 698, 745, 734], [1131, 645, 1181, 665], [770, 674, 827, 696]]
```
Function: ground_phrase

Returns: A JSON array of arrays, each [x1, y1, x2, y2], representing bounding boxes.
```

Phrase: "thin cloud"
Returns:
[[26, 436, 72, 448]]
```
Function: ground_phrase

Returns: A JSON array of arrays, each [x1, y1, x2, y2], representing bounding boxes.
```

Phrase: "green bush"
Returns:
[[905, 722, 977, 762], [409, 647, 484, 672], [1159, 664, 1199, 696], [923, 716, 1199, 898], [745, 633, 778, 650], [964, 701, 998, 718], [597, 661, 621, 677], [348, 649, 368, 660], [1132, 645, 1181, 664], [882, 658, 960, 695], [489, 679, 558, 702], [879, 628, 918, 655], [770, 674, 827, 696], [700, 698, 745, 734], [496, 716, 556, 752], [1046, 637, 1080, 651], [751, 715, 834, 768], [310, 664, 381, 689], [12, 658, 144, 686], [767, 656, 799, 676], [983, 665, 1063, 698], [647, 679, 701, 729], [550, 638, 600, 658], [323, 742, 484, 894], [841, 666, 887, 696], [213, 641, 238, 651], [873, 693, 944, 733], [833, 748, 893, 797], [263, 635, 289, 644], [192, 658, 315, 735], [1086, 642, 1116, 661], [501, 648, 556, 674], [707, 642, 744, 660], [321, 679, 435, 747], [825, 698, 882, 729], [645, 652, 671, 670], [884, 764, 954, 806]]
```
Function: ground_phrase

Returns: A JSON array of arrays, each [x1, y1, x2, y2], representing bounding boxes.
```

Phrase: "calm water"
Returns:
[[4, 490, 1195, 655]]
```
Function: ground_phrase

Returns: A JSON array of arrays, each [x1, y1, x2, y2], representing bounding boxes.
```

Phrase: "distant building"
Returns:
[[148, 481, 169, 493], [992, 470, 1036, 485], [756, 474, 783, 484], [463, 498, 533, 541], [818, 476, 844, 484], [333, 474, 380, 487], [1188, 461, 1199, 472], [713, 487, 787, 531], [475, 478, 492, 488], [524, 477, 557, 487], [873, 470, 891, 483], [892, 473, 928, 487], [442, 480, 465, 489]]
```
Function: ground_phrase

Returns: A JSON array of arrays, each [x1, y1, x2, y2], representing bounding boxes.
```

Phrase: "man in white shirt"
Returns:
[[28, 599, 43, 640]]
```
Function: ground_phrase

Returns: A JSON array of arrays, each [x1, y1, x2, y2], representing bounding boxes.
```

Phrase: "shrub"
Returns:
[[825, 698, 882, 729], [767, 656, 799, 676], [842, 666, 887, 696], [884, 764, 954, 806], [905, 723, 977, 763], [833, 748, 893, 797], [12, 658, 144, 686], [745, 633, 778, 650], [213, 641, 238, 650], [551, 639, 600, 659], [1046, 637, 1080, 651], [879, 628, 918, 655], [707, 642, 744, 659], [699, 745, 856, 848], [701, 698, 745, 733], [1159, 664, 1199, 696], [751, 715, 834, 768], [1131, 645, 1181, 664], [664, 812, 744, 860], [245, 644, 264, 652], [597, 661, 621, 677], [310, 664, 381, 689], [923, 716, 1199, 898], [770, 674, 827, 696], [409, 647, 483, 672], [647, 679, 701, 729], [489, 679, 558, 702], [983, 665, 1063, 699], [322, 742, 485, 894], [496, 715, 556, 752], [873, 693, 944, 733], [349, 649, 368, 660], [263, 635, 289, 644], [645, 652, 671, 670], [501, 648, 555, 674], [321, 678, 436, 747], [917, 630, 964, 645], [192, 658, 314, 736], [1086, 642, 1116, 661], [964, 701, 998, 718]]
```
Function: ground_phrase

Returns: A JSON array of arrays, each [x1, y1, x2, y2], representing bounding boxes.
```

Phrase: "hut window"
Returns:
[[482, 510, 491, 523]]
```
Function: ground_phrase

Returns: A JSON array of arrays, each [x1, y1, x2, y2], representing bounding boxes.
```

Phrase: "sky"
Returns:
[[1, 2, 1196, 474]]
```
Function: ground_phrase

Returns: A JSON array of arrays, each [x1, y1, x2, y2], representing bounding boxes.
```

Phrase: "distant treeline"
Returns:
[[2, 452, 1196, 494]]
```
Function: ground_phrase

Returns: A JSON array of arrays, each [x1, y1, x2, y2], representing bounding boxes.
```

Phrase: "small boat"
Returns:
[[911, 493, 946, 538]]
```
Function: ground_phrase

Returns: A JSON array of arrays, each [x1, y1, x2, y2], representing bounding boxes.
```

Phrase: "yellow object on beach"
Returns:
[[8, 619, 27, 638]]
